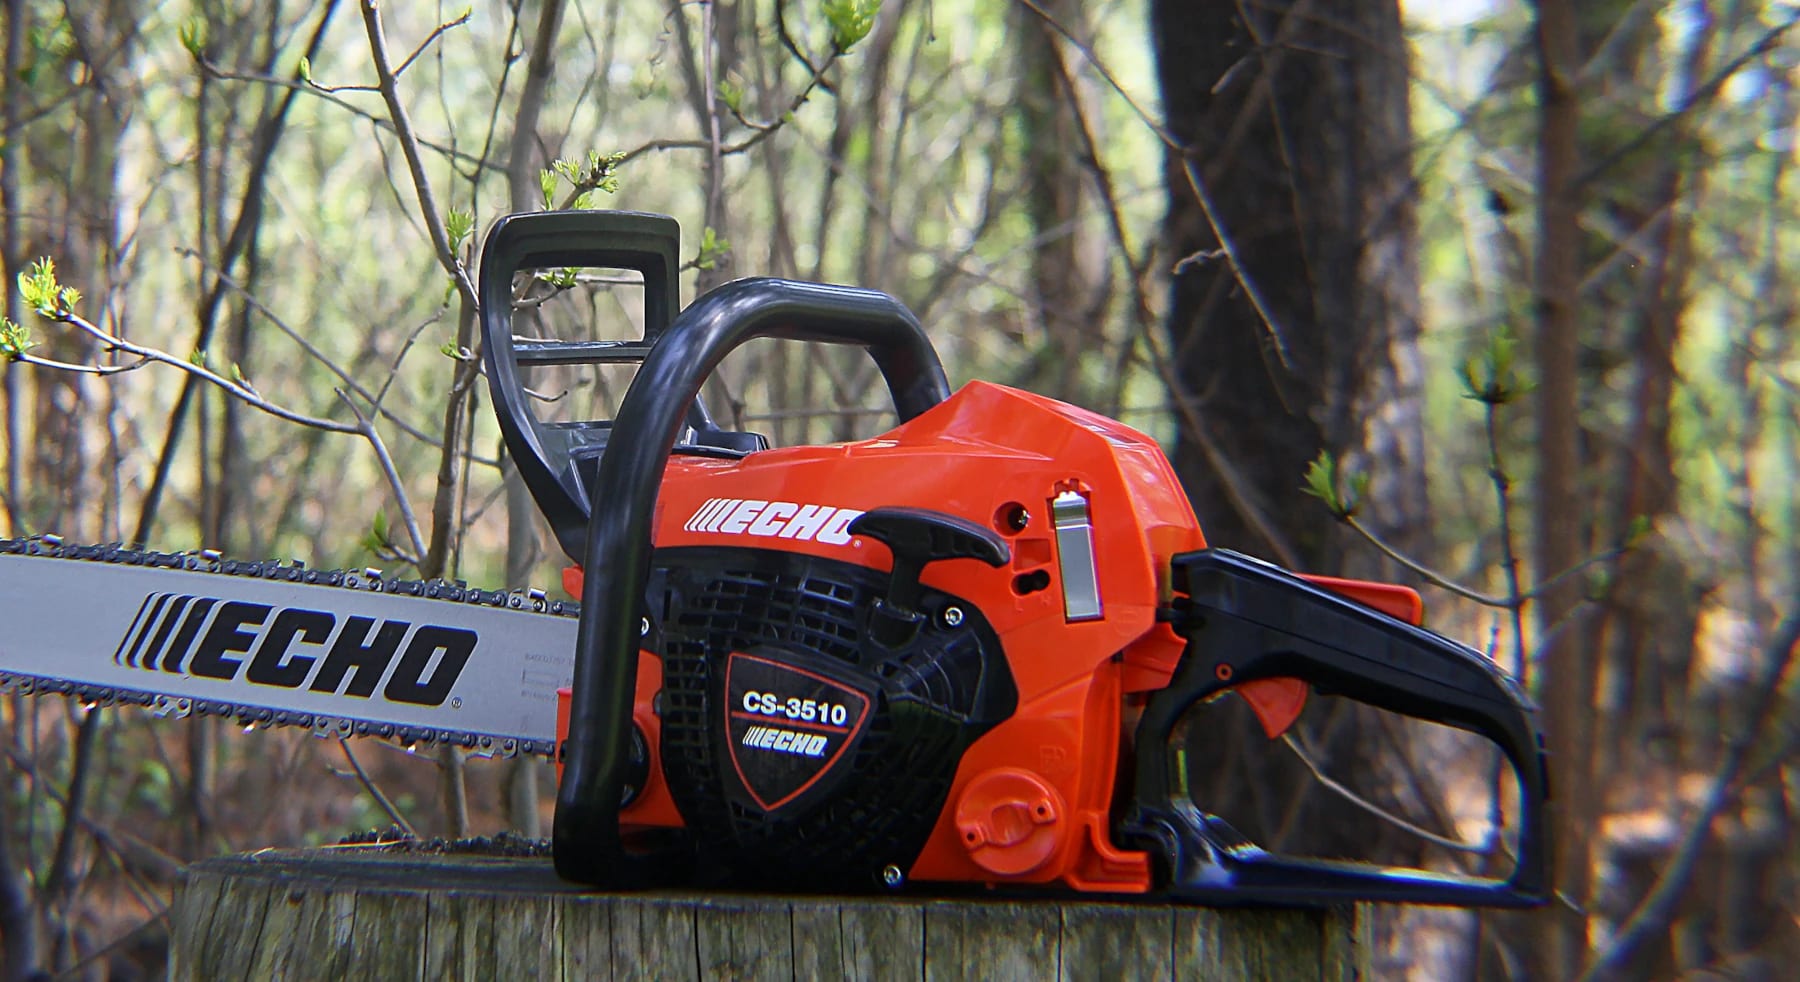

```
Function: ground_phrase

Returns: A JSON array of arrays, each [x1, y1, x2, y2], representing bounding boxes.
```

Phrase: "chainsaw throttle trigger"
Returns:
[[1120, 548, 1551, 908], [848, 507, 1009, 647]]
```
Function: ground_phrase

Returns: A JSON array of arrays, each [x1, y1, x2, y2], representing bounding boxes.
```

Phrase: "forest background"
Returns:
[[1, 0, 1797, 979]]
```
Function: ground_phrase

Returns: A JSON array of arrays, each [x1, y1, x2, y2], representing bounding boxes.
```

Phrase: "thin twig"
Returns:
[[37, 310, 357, 433], [337, 738, 416, 838], [2, 744, 183, 881], [1014, 0, 1173, 144], [359, 1, 476, 308], [42, 707, 104, 900], [1342, 515, 1509, 606], [360, 0, 483, 586], [201, 63, 493, 171], [335, 390, 426, 562], [171, 246, 479, 459], [392, 9, 471, 80], [1282, 732, 1486, 854], [1178, 157, 1295, 372], [131, 0, 345, 550]]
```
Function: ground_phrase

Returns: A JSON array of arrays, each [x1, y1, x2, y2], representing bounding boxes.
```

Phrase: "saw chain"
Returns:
[[0, 534, 579, 758]]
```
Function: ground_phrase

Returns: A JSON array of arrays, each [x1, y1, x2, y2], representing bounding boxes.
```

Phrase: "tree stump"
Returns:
[[169, 849, 1368, 980]]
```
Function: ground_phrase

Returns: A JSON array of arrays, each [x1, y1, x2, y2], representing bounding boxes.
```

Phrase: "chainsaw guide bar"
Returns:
[[0, 535, 575, 758]]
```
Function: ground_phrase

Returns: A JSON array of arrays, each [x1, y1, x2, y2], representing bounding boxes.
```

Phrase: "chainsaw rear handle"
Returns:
[[481, 210, 753, 561], [554, 276, 951, 886], [1123, 549, 1551, 907]]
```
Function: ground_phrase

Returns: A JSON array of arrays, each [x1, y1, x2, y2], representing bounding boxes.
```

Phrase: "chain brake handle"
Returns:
[[503, 221, 952, 886], [1123, 548, 1552, 907]]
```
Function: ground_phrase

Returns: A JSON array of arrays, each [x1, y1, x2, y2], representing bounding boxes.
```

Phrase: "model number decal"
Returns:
[[682, 499, 863, 545], [741, 690, 850, 727]]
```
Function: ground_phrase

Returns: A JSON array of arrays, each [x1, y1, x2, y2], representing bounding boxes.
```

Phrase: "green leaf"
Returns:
[[298, 55, 312, 83], [538, 267, 579, 289], [822, 0, 880, 52], [694, 226, 731, 271], [1300, 450, 1358, 520], [0, 317, 34, 359], [575, 150, 624, 196], [363, 511, 391, 556], [445, 207, 474, 252], [717, 75, 743, 114], [1459, 328, 1532, 404], [18, 257, 59, 314], [16, 258, 80, 319], [179, 17, 208, 59], [189, 349, 208, 368], [539, 168, 557, 209]]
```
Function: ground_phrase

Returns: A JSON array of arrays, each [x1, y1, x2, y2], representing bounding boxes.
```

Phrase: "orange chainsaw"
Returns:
[[480, 210, 1549, 906]]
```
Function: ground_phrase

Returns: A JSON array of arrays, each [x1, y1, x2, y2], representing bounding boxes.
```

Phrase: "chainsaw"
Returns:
[[0, 209, 1549, 908]]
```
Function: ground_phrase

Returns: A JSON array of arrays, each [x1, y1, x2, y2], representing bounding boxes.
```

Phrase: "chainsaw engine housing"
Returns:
[[563, 380, 1202, 892]]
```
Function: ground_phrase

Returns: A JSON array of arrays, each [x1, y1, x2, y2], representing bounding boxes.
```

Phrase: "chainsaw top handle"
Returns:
[[549, 268, 951, 886]]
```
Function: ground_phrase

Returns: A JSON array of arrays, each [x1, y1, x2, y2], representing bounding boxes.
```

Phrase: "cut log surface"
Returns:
[[169, 849, 1367, 981]]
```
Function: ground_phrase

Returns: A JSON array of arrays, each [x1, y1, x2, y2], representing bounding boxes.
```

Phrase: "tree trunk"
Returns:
[[1010, 0, 1108, 406], [1154, 0, 1427, 574], [1529, 0, 1590, 977], [1151, 0, 1431, 871]]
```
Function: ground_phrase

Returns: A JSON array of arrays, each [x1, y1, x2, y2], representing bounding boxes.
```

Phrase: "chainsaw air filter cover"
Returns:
[[647, 546, 1017, 890]]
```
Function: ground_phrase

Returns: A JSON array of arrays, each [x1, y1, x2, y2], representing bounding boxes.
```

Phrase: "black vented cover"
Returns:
[[647, 546, 1016, 889]]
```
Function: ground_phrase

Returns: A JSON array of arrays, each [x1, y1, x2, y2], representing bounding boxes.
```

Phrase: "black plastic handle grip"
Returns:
[[479, 211, 722, 562], [555, 276, 951, 885], [1125, 548, 1551, 907]]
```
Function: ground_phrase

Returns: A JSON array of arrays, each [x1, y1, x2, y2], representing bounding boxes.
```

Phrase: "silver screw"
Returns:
[[942, 606, 965, 628], [881, 865, 905, 889]]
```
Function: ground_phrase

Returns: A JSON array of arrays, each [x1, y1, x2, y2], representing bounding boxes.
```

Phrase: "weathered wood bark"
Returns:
[[170, 850, 1367, 980]]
